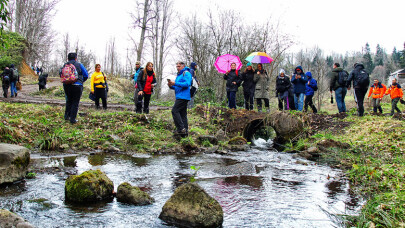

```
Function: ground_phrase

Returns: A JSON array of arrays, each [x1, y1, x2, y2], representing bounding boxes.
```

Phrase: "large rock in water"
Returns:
[[116, 182, 155, 205], [269, 111, 304, 143], [65, 169, 114, 203], [0, 144, 30, 185], [159, 183, 223, 228], [0, 209, 34, 228]]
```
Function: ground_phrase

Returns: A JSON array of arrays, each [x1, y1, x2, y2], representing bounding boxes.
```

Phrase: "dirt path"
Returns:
[[0, 79, 169, 111]]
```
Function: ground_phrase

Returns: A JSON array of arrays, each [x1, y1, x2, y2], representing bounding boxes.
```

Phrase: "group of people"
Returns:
[[1, 64, 20, 98], [224, 63, 318, 113], [330, 62, 404, 116]]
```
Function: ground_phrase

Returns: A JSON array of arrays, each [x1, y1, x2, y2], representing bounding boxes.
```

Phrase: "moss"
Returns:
[[65, 169, 113, 202], [11, 151, 30, 169], [228, 136, 247, 145]]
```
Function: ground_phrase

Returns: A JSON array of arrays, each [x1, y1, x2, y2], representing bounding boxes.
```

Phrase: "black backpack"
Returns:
[[337, 71, 349, 87], [357, 70, 370, 87]]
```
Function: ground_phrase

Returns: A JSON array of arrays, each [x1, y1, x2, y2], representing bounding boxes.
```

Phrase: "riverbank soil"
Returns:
[[295, 112, 405, 227]]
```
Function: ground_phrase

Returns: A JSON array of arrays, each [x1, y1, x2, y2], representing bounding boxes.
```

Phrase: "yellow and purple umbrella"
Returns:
[[245, 52, 273, 64], [214, 54, 242, 74]]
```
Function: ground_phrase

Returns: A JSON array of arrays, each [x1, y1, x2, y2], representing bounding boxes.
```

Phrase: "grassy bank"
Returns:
[[297, 112, 405, 227]]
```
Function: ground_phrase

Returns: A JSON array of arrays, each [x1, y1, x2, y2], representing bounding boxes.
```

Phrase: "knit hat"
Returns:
[[190, 62, 197, 70], [246, 62, 252, 67], [136, 61, 141, 65], [279, 69, 285, 75]]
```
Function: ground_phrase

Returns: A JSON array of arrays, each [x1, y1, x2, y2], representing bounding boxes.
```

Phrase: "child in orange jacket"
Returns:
[[385, 78, 404, 116]]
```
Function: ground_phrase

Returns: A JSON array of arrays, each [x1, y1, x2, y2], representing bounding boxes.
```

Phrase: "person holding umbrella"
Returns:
[[241, 62, 256, 110], [254, 63, 270, 112], [224, 63, 241, 109]]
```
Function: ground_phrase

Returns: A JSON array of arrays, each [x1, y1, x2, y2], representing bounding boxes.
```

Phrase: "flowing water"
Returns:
[[0, 139, 360, 227]]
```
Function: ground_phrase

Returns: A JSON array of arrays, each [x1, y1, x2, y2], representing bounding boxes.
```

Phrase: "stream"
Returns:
[[0, 139, 361, 227]]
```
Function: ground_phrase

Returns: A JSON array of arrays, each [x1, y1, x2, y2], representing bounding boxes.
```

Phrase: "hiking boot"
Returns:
[[70, 120, 78, 124]]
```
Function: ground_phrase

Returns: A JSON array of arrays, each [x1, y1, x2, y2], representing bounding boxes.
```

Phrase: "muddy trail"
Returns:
[[0, 79, 169, 111]]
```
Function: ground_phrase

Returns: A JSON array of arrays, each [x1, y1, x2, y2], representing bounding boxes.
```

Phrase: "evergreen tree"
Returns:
[[363, 43, 375, 73], [326, 55, 333, 67], [400, 42, 405, 68], [374, 44, 384, 66], [392, 47, 400, 64]]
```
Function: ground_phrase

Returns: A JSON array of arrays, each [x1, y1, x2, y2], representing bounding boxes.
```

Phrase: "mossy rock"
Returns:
[[159, 183, 223, 228], [116, 182, 155, 205], [180, 137, 198, 152], [65, 169, 114, 203], [228, 136, 247, 145]]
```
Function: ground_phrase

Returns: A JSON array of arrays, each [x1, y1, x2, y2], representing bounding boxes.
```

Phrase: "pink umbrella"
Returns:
[[214, 54, 242, 74]]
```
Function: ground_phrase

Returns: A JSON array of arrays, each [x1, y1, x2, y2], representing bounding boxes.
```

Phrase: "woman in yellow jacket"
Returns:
[[90, 64, 107, 109]]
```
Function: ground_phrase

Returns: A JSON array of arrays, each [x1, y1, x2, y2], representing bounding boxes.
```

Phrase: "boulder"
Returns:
[[117, 182, 154, 205], [214, 162, 256, 176], [159, 183, 223, 228], [269, 111, 304, 143], [0, 144, 30, 185], [197, 135, 218, 145], [0, 209, 34, 228], [65, 169, 114, 203], [215, 129, 228, 142]]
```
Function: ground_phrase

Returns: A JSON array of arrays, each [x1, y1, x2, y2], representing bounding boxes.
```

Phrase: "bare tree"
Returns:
[[131, 0, 154, 62]]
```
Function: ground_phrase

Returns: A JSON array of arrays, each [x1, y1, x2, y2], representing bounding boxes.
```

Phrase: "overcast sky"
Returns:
[[52, 0, 405, 67]]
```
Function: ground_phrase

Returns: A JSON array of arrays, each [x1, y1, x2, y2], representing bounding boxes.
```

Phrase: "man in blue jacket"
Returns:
[[168, 61, 192, 137], [61, 53, 88, 124], [291, 66, 308, 111], [304, 71, 318, 113]]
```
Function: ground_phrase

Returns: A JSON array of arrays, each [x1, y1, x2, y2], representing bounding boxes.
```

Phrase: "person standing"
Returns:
[[60, 52, 89, 124], [224, 62, 240, 109], [304, 71, 318, 113], [133, 61, 143, 109], [168, 61, 192, 136], [367, 79, 385, 114], [90, 64, 108, 110], [347, 63, 370, 117], [187, 62, 199, 109], [291, 66, 308, 111], [241, 62, 256, 110], [276, 69, 291, 111], [1, 67, 11, 98], [137, 62, 157, 114], [254, 63, 270, 112], [329, 63, 349, 113], [9, 64, 19, 97], [385, 78, 403, 116], [38, 73, 48, 90]]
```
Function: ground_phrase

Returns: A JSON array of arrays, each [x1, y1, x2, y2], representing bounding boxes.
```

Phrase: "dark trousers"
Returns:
[[256, 98, 269, 111], [39, 84, 46, 90], [172, 99, 188, 132], [136, 93, 151, 114], [372, 98, 382, 113], [288, 90, 296, 110], [95, 87, 107, 109], [391, 98, 401, 115], [63, 84, 83, 123], [304, 95, 318, 113], [227, 91, 236, 109], [354, 88, 368, 116], [243, 91, 254, 110], [2, 84, 9, 98]]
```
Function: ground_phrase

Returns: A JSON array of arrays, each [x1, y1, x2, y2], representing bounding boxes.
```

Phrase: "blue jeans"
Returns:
[[10, 81, 17, 96], [335, 87, 347, 113], [294, 93, 305, 111], [227, 91, 236, 109]]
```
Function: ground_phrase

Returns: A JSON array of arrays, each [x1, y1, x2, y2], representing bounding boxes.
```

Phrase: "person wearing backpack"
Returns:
[[254, 63, 270, 112], [168, 61, 192, 137], [291, 66, 308, 111], [1, 67, 11, 98], [329, 63, 349, 113], [187, 62, 199, 109], [90, 64, 108, 110], [347, 63, 370, 117], [367, 79, 386, 114], [224, 62, 241, 109], [385, 78, 404, 116], [304, 71, 318, 113], [241, 62, 256, 110], [38, 73, 48, 91], [60, 52, 89, 124], [136, 62, 157, 114], [133, 61, 143, 109], [9, 64, 19, 97]]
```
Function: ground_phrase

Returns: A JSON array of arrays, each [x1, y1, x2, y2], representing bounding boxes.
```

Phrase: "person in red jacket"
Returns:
[[136, 62, 157, 114], [385, 78, 404, 116], [367, 79, 385, 114]]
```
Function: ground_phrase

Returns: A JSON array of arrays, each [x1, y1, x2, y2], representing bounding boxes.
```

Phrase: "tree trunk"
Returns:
[[137, 0, 150, 62]]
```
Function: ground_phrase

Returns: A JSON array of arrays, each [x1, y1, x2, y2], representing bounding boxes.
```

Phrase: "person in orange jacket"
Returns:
[[385, 78, 404, 116], [368, 79, 386, 114]]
